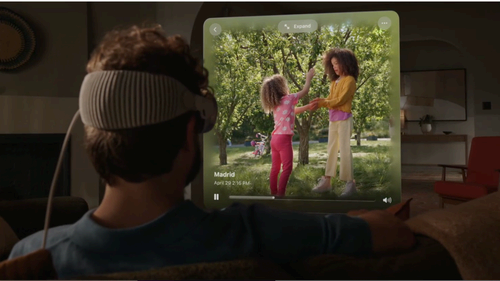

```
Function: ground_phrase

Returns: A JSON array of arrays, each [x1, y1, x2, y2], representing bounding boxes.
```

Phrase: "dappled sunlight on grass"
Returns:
[[206, 140, 395, 200]]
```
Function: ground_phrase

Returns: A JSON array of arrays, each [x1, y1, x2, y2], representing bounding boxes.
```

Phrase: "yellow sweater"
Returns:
[[318, 76, 356, 113]]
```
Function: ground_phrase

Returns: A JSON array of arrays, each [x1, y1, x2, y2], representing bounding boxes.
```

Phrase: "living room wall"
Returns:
[[1, 3, 498, 205], [0, 3, 99, 207], [0, 3, 157, 208], [400, 40, 473, 165], [87, 2, 157, 54], [0, 3, 87, 98], [387, 4, 500, 138], [156, 2, 202, 44]]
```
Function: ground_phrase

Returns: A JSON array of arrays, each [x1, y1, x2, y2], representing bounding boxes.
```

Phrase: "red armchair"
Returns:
[[434, 136, 500, 207]]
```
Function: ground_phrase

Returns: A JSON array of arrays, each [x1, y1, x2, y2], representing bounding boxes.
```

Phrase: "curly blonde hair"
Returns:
[[260, 75, 288, 114]]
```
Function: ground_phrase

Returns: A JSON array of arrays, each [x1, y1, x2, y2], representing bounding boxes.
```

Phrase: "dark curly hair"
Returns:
[[84, 25, 209, 185], [323, 48, 359, 82], [260, 75, 288, 114]]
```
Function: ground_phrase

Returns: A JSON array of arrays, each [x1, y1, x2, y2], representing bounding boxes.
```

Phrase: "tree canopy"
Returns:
[[211, 23, 392, 165]]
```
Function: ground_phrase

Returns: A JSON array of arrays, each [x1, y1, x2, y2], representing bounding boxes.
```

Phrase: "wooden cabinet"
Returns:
[[401, 134, 468, 165]]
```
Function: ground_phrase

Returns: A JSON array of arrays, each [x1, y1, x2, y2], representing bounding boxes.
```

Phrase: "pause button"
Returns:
[[214, 194, 220, 200]]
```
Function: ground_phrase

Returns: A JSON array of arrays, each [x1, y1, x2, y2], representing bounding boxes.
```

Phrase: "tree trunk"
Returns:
[[265, 133, 271, 155], [356, 130, 362, 146], [218, 136, 228, 165], [298, 130, 310, 165]]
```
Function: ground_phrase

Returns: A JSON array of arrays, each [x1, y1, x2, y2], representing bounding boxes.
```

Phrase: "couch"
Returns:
[[0, 197, 89, 261], [77, 235, 461, 280], [3, 193, 500, 279], [83, 192, 500, 280]]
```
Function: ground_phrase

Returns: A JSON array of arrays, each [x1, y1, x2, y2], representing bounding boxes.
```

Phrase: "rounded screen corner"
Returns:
[[203, 18, 215, 33], [385, 10, 400, 22]]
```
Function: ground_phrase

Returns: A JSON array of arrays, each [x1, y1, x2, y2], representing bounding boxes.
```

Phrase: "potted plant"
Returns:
[[419, 114, 434, 134]]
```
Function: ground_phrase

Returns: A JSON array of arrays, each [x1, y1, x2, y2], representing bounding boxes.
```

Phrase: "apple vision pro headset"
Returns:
[[40, 70, 218, 249]]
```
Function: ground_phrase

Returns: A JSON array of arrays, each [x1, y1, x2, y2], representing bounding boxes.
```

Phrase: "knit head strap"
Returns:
[[79, 70, 198, 130]]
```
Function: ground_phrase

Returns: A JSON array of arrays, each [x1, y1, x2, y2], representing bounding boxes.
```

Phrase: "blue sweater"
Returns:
[[9, 200, 372, 278]]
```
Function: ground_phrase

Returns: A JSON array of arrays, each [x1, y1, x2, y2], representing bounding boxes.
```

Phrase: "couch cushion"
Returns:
[[77, 259, 294, 280], [0, 197, 89, 239], [407, 191, 500, 280], [77, 236, 460, 280], [289, 235, 460, 279], [0, 249, 57, 279], [434, 181, 494, 199], [0, 216, 19, 261]]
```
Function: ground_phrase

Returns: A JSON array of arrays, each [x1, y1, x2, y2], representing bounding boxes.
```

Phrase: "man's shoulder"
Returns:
[[9, 224, 73, 259]]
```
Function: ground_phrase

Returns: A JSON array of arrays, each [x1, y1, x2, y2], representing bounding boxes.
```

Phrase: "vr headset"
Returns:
[[41, 70, 218, 248]]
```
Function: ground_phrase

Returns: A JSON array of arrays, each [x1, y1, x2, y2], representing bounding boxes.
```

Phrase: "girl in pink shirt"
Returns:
[[260, 68, 315, 197]]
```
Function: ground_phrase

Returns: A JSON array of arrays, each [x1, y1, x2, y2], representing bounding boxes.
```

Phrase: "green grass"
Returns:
[[207, 140, 394, 200]]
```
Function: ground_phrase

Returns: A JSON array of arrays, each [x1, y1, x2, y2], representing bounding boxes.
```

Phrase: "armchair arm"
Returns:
[[438, 164, 467, 182], [497, 170, 500, 189], [438, 164, 468, 169]]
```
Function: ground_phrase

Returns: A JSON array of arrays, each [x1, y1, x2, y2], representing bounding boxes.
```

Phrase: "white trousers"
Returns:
[[325, 117, 354, 181]]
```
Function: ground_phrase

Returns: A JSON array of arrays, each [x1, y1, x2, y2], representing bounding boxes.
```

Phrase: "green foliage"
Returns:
[[212, 31, 262, 145], [362, 118, 390, 138], [212, 23, 392, 164], [212, 140, 394, 198]]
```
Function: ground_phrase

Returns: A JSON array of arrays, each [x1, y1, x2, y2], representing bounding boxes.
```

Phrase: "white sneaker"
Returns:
[[339, 180, 357, 198], [312, 176, 332, 193]]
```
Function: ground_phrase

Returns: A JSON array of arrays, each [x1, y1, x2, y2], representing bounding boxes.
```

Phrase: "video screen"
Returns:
[[203, 11, 401, 213]]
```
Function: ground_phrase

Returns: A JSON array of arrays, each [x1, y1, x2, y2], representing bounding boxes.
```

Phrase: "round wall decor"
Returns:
[[0, 8, 36, 70]]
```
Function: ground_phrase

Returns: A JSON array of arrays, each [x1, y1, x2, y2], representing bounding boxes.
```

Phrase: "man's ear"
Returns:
[[182, 114, 198, 152]]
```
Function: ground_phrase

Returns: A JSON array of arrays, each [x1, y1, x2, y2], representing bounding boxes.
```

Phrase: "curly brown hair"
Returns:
[[84, 24, 210, 185], [323, 48, 359, 82], [260, 75, 288, 114]]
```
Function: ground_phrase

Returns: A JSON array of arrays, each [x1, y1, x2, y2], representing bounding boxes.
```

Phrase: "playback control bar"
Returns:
[[212, 194, 391, 204]]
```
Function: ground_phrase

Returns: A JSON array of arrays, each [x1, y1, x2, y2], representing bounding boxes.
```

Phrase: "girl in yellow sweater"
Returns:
[[310, 48, 359, 198]]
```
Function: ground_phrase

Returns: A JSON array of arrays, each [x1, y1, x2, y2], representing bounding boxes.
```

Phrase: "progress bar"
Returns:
[[228, 195, 375, 203], [229, 195, 275, 200]]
